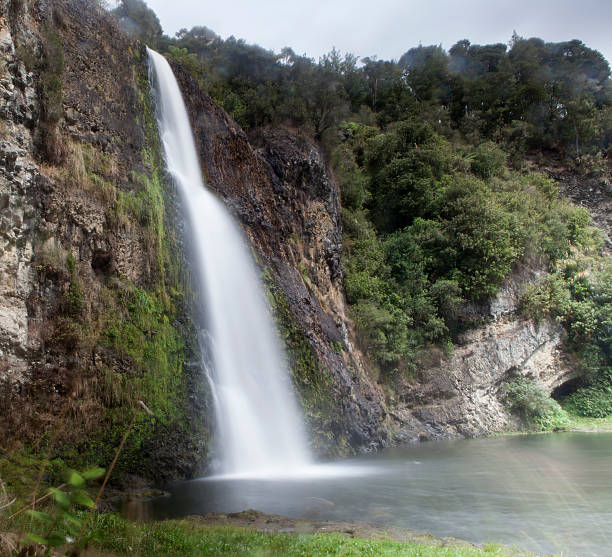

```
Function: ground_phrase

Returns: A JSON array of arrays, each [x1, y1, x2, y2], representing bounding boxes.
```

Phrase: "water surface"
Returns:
[[149, 433, 612, 556]]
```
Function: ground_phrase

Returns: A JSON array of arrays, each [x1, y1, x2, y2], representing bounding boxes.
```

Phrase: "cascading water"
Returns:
[[147, 48, 311, 477]]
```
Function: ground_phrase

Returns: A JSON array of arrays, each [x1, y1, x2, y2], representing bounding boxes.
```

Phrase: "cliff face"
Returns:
[[172, 64, 389, 455], [0, 0, 208, 482]]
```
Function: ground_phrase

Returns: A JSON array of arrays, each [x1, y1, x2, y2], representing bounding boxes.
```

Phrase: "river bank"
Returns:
[[0, 510, 534, 556]]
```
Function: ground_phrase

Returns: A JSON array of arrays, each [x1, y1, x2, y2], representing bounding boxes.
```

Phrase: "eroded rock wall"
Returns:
[[0, 0, 208, 482], [0, 1, 40, 388], [172, 63, 389, 455]]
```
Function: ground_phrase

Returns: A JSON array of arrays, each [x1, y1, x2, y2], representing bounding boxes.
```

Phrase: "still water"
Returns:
[[150, 433, 612, 556]]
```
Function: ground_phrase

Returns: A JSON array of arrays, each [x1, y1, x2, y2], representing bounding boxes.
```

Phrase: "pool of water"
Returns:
[[148, 433, 612, 556]]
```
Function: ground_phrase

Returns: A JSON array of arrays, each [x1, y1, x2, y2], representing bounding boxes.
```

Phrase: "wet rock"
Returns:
[[173, 63, 388, 456]]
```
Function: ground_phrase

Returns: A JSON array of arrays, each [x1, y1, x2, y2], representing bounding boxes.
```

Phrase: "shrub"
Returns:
[[564, 368, 612, 418], [502, 378, 570, 430], [520, 275, 571, 322], [565, 385, 612, 418], [351, 300, 409, 369], [470, 141, 507, 179]]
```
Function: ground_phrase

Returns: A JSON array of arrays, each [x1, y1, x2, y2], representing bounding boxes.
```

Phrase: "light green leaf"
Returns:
[[24, 532, 48, 545], [73, 492, 95, 508], [82, 467, 105, 480], [68, 470, 85, 488], [49, 487, 70, 509], [26, 509, 53, 523], [61, 512, 82, 528]]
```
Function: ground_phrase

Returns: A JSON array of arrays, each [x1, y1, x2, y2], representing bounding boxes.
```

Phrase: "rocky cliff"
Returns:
[[0, 0, 208, 482]]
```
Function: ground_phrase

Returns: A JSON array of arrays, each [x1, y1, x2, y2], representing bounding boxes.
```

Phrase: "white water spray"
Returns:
[[147, 48, 311, 477]]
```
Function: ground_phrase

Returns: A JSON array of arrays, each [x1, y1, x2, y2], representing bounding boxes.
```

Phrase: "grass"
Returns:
[[565, 413, 612, 431], [77, 513, 528, 557]]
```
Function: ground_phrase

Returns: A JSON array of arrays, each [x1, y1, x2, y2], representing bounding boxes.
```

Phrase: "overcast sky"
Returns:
[[141, 0, 612, 65]]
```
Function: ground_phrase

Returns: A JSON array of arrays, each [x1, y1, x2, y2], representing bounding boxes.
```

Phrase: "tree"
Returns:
[[112, 0, 163, 47], [399, 45, 450, 103]]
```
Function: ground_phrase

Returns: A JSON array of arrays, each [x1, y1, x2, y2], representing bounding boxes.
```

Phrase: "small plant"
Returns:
[[21, 467, 105, 551], [519, 275, 571, 323], [502, 377, 570, 431]]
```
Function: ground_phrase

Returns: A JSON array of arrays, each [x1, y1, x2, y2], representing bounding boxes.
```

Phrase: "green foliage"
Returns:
[[399, 45, 450, 103], [352, 300, 410, 367], [365, 119, 454, 231], [469, 142, 507, 179], [134, 20, 612, 160], [337, 111, 598, 376], [165, 45, 202, 80], [520, 275, 571, 322], [521, 261, 612, 417], [113, 0, 163, 47], [102, 285, 186, 417], [502, 378, 570, 431], [564, 376, 612, 418], [23, 466, 104, 550]]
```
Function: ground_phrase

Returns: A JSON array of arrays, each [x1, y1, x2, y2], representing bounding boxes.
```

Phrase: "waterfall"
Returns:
[[147, 48, 311, 477]]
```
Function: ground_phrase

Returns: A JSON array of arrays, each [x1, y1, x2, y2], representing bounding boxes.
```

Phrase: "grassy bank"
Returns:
[[49, 512, 531, 556], [566, 413, 612, 431]]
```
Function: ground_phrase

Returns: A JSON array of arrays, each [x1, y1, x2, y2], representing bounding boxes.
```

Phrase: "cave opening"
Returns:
[[551, 376, 586, 401]]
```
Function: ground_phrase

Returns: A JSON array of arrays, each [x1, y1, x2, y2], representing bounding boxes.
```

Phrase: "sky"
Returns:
[[141, 0, 612, 65]]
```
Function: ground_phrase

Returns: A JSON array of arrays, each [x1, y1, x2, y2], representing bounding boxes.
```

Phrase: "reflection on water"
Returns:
[[150, 433, 612, 556], [122, 498, 154, 523]]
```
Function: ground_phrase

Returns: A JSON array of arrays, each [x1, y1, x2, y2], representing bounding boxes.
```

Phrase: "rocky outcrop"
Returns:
[[391, 317, 573, 441], [0, 5, 40, 388]]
